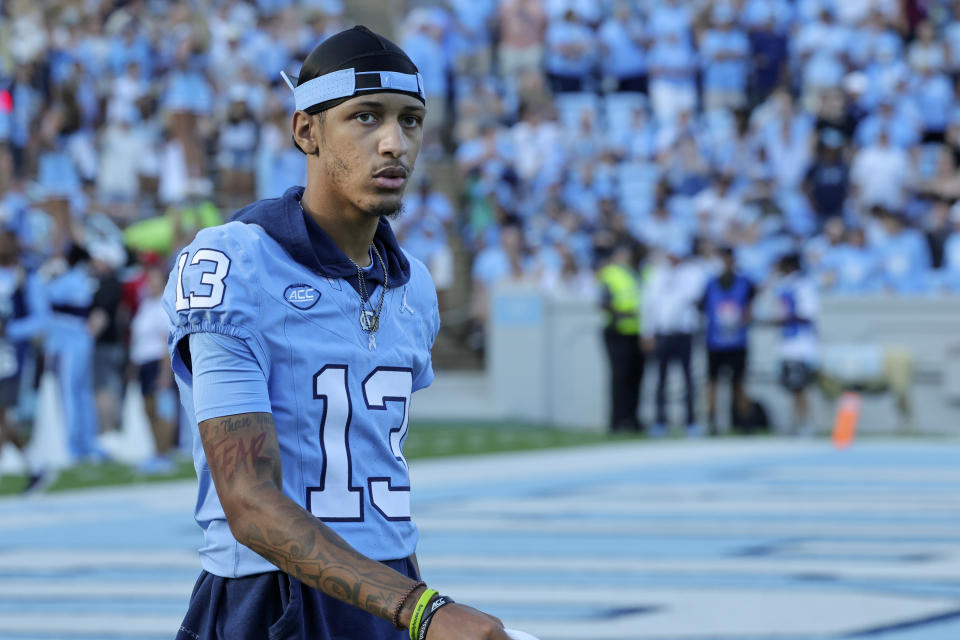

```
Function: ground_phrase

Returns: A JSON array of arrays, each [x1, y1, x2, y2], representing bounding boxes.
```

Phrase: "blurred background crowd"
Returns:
[[1, 0, 960, 480]]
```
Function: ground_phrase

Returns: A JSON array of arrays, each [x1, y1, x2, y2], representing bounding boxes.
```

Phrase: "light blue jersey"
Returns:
[[163, 187, 440, 577]]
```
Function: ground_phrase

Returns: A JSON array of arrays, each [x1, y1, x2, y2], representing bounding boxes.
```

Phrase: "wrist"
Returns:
[[408, 588, 439, 640], [415, 594, 455, 640], [396, 584, 428, 630]]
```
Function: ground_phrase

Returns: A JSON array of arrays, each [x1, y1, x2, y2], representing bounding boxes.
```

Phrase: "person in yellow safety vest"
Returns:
[[597, 240, 646, 433]]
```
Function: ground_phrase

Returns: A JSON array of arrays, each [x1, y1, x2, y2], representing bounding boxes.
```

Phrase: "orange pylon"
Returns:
[[831, 392, 862, 449]]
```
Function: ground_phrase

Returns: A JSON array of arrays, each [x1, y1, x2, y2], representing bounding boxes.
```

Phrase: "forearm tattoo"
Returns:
[[199, 412, 412, 620]]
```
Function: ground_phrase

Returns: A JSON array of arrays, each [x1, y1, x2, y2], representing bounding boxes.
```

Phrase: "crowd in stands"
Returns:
[[2, 0, 960, 476], [451, 0, 960, 329]]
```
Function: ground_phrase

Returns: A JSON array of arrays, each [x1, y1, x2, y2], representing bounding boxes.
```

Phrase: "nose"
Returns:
[[378, 120, 408, 158]]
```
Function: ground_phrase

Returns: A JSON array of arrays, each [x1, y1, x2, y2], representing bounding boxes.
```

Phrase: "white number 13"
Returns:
[[175, 249, 231, 311], [308, 365, 413, 522]]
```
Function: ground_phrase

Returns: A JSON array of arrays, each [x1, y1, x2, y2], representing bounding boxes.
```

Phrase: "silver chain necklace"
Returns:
[[347, 243, 388, 350], [299, 198, 388, 350]]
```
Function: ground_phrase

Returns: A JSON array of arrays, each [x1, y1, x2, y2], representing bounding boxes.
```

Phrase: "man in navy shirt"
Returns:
[[700, 246, 755, 435]]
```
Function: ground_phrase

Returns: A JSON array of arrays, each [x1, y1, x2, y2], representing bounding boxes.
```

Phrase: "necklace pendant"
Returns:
[[360, 310, 378, 332], [368, 332, 377, 351]]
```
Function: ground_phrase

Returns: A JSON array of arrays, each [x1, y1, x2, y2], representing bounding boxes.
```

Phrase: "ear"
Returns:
[[292, 111, 319, 155]]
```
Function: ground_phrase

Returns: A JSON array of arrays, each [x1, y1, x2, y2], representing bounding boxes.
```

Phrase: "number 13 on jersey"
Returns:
[[175, 249, 231, 311], [308, 365, 413, 522]]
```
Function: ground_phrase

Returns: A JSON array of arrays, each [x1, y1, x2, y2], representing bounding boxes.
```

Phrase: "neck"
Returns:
[[301, 184, 380, 267]]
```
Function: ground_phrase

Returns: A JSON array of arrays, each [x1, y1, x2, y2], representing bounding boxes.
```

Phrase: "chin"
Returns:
[[363, 194, 405, 219]]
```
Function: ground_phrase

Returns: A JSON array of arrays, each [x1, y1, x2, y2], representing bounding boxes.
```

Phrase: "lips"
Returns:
[[373, 166, 408, 190]]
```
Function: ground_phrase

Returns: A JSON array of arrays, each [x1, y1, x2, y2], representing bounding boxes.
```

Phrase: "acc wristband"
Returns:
[[416, 594, 455, 640], [409, 588, 438, 640]]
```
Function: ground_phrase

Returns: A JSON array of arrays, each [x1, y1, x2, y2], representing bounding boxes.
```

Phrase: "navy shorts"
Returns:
[[707, 348, 747, 383], [780, 360, 816, 392], [177, 557, 418, 640], [138, 360, 161, 397]]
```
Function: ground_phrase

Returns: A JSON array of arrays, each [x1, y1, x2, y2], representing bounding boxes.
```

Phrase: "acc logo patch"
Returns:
[[284, 283, 321, 310]]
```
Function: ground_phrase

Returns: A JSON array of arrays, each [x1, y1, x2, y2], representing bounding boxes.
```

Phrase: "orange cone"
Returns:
[[832, 392, 862, 449]]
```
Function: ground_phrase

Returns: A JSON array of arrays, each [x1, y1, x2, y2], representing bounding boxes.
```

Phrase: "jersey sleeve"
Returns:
[[190, 332, 272, 422], [408, 256, 441, 392], [163, 223, 269, 379]]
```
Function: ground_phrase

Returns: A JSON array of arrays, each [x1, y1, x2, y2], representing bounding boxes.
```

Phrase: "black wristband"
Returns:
[[417, 594, 455, 640]]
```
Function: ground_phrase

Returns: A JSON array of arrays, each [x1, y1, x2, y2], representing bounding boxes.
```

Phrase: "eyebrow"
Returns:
[[350, 100, 426, 114]]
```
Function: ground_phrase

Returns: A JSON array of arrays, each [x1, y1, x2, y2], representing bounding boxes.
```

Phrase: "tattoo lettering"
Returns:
[[207, 433, 267, 471], [222, 415, 251, 433]]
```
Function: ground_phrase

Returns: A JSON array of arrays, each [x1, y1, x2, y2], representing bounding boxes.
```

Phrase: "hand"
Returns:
[[423, 603, 512, 640]]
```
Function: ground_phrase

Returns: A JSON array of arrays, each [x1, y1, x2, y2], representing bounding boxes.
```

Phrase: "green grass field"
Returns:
[[0, 421, 639, 496]]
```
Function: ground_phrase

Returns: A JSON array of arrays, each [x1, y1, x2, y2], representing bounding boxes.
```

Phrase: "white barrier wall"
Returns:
[[485, 284, 960, 435]]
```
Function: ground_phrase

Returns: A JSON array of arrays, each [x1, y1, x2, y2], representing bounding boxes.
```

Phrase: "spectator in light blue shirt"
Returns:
[[543, 9, 597, 93], [240, 23, 291, 82], [647, 31, 697, 123], [447, 0, 497, 67], [610, 105, 656, 159], [471, 232, 512, 287], [819, 226, 882, 293], [908, 20, 946, 74], [944, 4, 960, 74], [561, 162, 602, 223], [858, 29, 906, 93], [106, 22, 153, 78], [854, 97, 920, 149], [598, 2, 647, 93], [646, 0, 692, 45], [802, 51, 847, 103], [37, 142, 81, 199], [873, 209, 932, 293], [734, 224, 785, 286], [164, 59, 213, 116], [10, 72, 39, 165], [847, 11, 902, 71], [911, 63, 954, 141], [255, 0, 294, 16], [402, 8, 455, 103], [699, 4, 750, 112]]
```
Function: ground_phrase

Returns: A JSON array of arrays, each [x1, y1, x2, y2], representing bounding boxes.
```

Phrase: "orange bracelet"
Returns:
[[392, 580, 427, 629]]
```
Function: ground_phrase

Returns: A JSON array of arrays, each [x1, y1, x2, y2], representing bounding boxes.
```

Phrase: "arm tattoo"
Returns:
[[221, 414, 253, 433], [200, 413, 279, 487], [198, 412, 414, 621]]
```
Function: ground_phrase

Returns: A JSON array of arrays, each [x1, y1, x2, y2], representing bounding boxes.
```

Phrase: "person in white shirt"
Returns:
[[642, 240, 706, 437], [850, 128, 911, 211], [770, 252, 820, 435], [129, 262, 176, 473]]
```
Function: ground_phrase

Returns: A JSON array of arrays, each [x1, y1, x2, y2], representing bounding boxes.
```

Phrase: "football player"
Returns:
[[165, 26, 512, 640]]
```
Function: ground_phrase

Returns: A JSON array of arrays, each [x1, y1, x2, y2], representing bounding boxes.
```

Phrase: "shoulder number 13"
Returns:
[[175, 249, 231, 311], [308, 365, 412, 522]]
